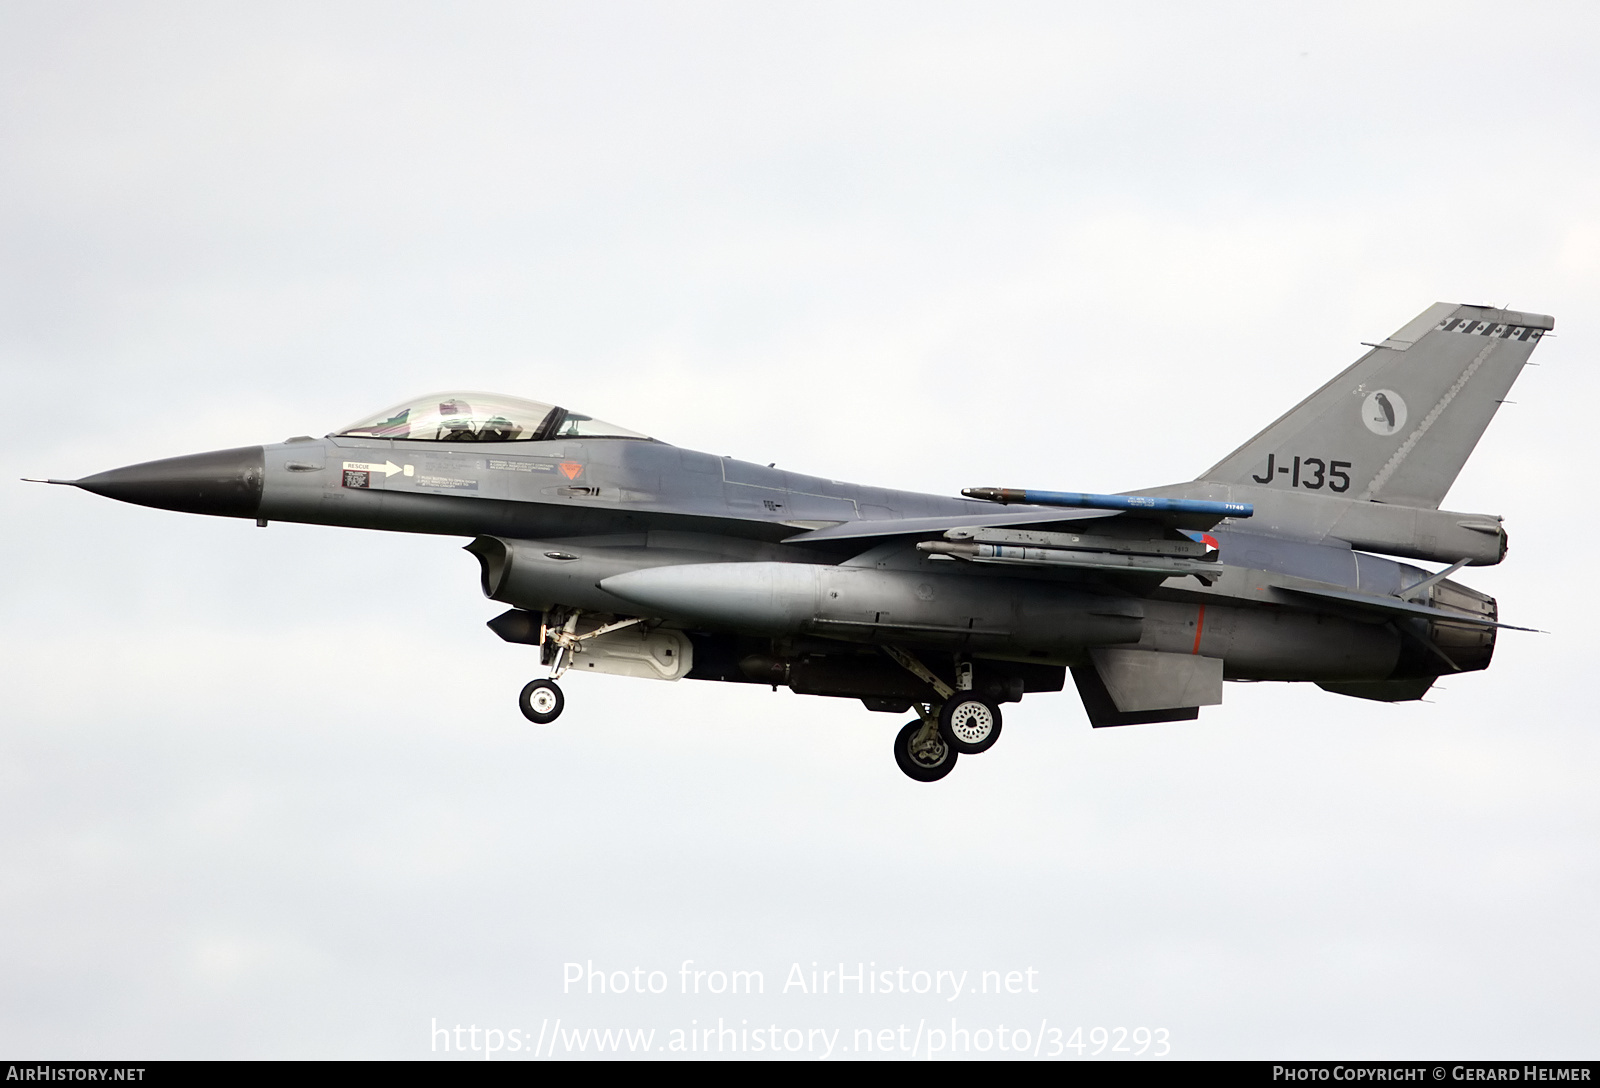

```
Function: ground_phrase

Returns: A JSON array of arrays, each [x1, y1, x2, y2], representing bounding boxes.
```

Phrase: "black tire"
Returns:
[[894, 719, 959, 782], [939, 696, 1002, 754], [519, 679, 565, 724]]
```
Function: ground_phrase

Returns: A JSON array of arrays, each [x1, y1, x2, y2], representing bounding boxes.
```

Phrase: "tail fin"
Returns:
[[1201, 303, 1552, 509]]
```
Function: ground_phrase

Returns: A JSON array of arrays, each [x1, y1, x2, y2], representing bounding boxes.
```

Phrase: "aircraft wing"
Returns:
[[785, 489, 1251, 544], [782, 506, 1116, 543]]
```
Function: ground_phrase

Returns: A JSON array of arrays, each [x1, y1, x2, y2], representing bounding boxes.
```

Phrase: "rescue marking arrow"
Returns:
[[342, 460, 409, 477]]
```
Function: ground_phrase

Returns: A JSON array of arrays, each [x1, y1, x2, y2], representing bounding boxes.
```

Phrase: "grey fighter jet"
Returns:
[[32, 302, 1548, 781]]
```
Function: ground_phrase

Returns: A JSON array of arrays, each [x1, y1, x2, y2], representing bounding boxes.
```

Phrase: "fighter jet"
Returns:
[[31, 302, 1548, 781]]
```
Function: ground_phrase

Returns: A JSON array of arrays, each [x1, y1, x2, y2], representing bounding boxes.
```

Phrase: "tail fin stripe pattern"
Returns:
[[1438, 317, 1544, 341]]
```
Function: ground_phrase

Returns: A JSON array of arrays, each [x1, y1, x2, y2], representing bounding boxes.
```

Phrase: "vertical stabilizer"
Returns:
[[1201, 303, 1551, 509]]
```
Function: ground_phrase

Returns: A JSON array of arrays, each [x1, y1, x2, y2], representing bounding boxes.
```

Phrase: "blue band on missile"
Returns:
[[1019, 490, 1253, 518]]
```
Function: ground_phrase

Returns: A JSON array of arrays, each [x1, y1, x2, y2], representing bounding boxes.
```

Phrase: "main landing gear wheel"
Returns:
[[939, 696, 1002, 754], [894, 719, 958, 782], [519, 679, 565, 724]]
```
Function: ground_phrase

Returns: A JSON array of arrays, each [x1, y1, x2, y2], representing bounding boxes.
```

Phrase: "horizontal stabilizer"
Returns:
[[1279, 583, 1539, 632], [1317, 678, 1436, 702]]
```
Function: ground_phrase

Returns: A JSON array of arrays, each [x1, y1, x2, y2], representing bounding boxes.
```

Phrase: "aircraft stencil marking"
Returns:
[[487, 459, 558, 473], [342, 460, 408, 477]]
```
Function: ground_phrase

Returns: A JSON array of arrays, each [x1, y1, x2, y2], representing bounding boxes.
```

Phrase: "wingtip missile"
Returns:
[[962, 487, 1027, 504]]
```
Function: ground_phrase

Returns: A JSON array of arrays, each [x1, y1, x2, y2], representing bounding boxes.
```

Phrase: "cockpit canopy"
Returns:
[[334, 392, 650, 443]]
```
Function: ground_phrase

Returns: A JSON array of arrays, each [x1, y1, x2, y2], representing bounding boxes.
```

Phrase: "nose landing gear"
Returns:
[[514, 608, 651, 724], [517, 610, 576, 725]]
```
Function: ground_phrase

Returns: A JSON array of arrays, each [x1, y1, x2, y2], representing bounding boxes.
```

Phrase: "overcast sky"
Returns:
[[2, 1, 1598, 1060]]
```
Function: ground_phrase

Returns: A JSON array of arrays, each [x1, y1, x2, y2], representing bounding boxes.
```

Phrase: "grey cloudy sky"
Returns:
[[2, 0, 1597, 1060]]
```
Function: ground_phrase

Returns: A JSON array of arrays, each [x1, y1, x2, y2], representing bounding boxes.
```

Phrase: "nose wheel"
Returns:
[[519, 678, 565, 724]]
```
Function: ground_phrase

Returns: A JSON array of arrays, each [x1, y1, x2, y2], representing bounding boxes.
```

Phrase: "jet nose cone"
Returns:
[[74, 445, 265, 518]]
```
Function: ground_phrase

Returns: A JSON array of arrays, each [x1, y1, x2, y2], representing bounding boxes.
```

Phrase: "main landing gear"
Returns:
[[883, 647, 1004, 782], [894, 707, 958, 782], [940, 694, 1002, 754]]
